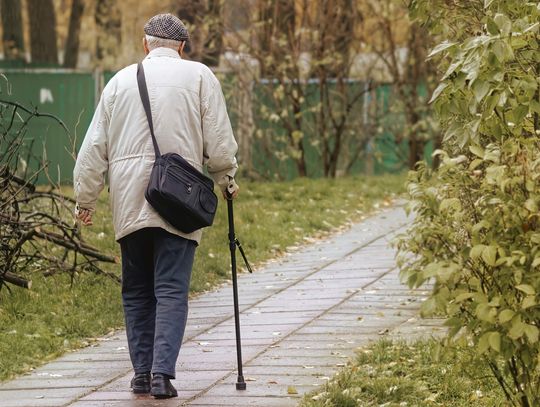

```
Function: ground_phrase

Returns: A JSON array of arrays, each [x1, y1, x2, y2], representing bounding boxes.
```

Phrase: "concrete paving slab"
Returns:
[[78, 390, 198, 401], [1, 398, 74, 407], [0, 377, 110, 390], [70, 400, 185, 407], [235, 365, 340, 377], [187, 395, 299, 406]]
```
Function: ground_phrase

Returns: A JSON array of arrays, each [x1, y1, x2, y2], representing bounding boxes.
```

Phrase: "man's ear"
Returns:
[[143, 37, 150, 55], [178, 41, 185, 57]]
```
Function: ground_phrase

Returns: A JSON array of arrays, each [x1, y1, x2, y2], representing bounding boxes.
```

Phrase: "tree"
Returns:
[[311, 0, 373, 178], [1, 0, 25, 61], [64, 0, 86, 68], [26, 0, 58, 65], [397, 1, 540, 405], [172, 0, 224, 66], [246, 0, 373, 178], [95, 0, 121, 65], [202, 0, 223, 66], [223, 0, 434, 179], [256, 0, 296, 78], [174, 0, 205, 61], [260, 0, 308, 176], [363, 0, 437, 170]]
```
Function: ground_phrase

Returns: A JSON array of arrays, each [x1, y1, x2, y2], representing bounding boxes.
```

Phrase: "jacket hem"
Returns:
[[115, 221, 202, 244]]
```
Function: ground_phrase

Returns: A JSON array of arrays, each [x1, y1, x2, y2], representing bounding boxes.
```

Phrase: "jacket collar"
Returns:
[[145, 47, 182, 60]]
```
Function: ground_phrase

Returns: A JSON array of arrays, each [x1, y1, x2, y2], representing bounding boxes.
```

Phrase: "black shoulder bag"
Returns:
[[137, 62, 218, 233]]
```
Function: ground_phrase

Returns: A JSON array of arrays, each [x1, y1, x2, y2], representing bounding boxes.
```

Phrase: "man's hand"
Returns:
[[77, 208, 94, 226], [223, 179, 240, 200]]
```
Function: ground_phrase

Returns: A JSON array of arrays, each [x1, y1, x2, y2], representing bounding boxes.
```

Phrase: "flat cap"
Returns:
[[144, 13, 190, 43]]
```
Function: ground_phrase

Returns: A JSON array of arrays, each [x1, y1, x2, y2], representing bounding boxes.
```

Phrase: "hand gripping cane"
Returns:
[[226, 184, 252, 390]]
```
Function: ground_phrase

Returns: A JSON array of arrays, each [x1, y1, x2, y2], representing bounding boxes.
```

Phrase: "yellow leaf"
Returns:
[[287, 386, 298, 395]]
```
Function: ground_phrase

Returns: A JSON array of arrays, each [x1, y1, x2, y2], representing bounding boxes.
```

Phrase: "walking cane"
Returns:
[[226, 185, 252, 391]]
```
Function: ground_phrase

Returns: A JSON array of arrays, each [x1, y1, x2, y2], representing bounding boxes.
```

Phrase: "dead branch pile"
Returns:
[[0, 98, 117, 291]]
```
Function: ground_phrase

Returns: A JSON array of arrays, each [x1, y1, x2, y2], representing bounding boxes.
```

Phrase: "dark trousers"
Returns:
[[119, 227, 196, 378]]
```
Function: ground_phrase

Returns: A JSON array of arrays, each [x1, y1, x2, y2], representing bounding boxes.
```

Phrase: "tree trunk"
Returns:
[[95, 0, 121, 63], [1, 0, 24, 60], [27, 0, 58, 65], [296, 146, 307, 177], [64, 0, 86, 68], [202, 0, 223, 66]]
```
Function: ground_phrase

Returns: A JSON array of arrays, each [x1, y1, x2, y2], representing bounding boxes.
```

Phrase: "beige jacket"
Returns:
[[74, 47, 238, 243]]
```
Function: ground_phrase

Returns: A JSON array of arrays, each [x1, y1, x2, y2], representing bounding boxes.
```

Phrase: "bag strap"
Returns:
[[137, 62, 161, 159]]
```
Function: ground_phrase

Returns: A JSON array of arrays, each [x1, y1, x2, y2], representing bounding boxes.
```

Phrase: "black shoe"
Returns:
[[151, 373, 178, 399], [130, 372, 151, 394]]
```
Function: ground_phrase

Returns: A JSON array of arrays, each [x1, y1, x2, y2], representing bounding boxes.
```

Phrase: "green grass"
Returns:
[[301, 339, 507, 407], [0, 174, 405, 381]]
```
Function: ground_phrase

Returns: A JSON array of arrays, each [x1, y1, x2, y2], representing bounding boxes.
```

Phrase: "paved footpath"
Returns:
[[0, 205, 444, 407]]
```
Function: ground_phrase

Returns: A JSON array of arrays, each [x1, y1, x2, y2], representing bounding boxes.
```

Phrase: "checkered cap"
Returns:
[[144, 13, 190, 43]]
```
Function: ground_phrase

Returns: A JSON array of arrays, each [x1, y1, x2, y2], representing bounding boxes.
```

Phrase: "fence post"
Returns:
[[364, 81, 375, 175], [93, 67, 103, 107]]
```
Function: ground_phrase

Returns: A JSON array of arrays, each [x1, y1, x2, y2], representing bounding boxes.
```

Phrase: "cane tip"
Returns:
[[236, 382, 247, 390]]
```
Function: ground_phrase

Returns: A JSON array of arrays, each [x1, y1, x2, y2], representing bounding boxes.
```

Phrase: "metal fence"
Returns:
[[0, 68, 422, 183]]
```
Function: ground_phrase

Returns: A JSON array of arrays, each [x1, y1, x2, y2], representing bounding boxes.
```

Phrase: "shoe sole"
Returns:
[[151, 393, 177, 399], [132, 387, 151, 394]]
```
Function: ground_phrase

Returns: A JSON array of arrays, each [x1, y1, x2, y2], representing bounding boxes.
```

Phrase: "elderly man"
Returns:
[[74, 14, 238, 399]]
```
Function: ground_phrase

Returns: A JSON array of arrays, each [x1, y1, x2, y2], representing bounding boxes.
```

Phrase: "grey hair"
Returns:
[[145, 34, 182, 51]]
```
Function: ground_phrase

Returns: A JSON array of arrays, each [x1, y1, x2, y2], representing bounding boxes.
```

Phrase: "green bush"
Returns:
[[397, 1, 540, 406]]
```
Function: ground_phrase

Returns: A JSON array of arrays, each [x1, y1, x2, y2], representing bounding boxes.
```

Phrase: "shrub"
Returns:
[[397, 1, 540, 406]]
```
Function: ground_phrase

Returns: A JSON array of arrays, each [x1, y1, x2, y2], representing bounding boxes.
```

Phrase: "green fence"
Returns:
[[1, 68, 428, 183], [1, 69, 96, 183], [236, 79, 419, 180]]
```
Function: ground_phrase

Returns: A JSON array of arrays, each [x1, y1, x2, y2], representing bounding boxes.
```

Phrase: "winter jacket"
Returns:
[[73, 47, 238, 243]]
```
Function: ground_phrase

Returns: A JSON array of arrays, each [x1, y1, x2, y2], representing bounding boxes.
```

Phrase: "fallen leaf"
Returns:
[[287, 385, 298, 395]]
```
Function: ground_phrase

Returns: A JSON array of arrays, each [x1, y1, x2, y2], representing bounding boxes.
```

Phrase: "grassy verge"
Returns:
[[301, 339, 506, 407], [0, 174, 405, 381]]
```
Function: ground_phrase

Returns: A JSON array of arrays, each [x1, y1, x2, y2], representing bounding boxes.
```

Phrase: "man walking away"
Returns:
[[73, 13, 239, 399]]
